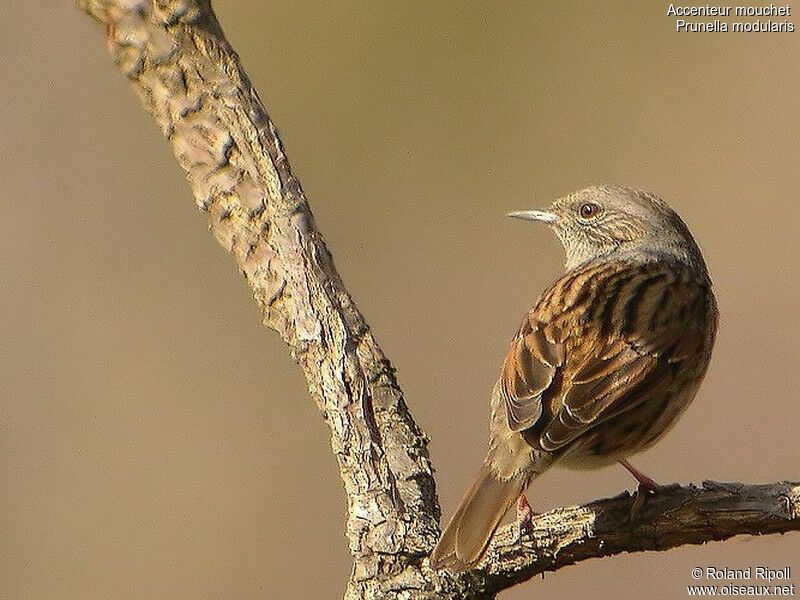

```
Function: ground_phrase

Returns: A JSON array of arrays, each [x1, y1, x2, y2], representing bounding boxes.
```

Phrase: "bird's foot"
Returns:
[[635, 473, 660, 494], [630, 478, 661, 515], [619, 458, 660, 516], [516, 493, 535, 539]]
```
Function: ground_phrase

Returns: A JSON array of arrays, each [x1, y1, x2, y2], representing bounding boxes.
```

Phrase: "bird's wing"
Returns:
[[500, 261, 712, 452], [500, 318, 563, 432]]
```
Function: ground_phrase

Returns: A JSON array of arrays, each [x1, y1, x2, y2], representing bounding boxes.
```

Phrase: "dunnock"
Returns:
[[430, 185, 718, 572]]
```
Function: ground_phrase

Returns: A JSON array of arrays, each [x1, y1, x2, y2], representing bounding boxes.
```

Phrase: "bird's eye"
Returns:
[[579, 202, 601, 219]]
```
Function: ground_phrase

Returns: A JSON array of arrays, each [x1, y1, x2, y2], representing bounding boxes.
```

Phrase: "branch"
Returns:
[[76, 2, 799, 598], [482, 480, 800, 595], [74, 1, 445, 596]]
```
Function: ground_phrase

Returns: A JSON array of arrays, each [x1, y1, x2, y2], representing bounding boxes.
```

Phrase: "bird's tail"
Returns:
[[429, 464, 528, 572]]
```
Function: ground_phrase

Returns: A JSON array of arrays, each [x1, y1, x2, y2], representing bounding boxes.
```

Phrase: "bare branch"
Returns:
[[75, 2, 799, 598], [483, 480, 800, 595]]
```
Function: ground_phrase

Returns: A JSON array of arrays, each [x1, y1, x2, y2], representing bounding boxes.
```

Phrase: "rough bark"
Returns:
[[75, 2, 800, 598], [483, 480, 800, 594]]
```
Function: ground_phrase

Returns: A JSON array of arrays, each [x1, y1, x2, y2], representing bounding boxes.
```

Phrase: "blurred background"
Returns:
[[2, 2, 799, 599]]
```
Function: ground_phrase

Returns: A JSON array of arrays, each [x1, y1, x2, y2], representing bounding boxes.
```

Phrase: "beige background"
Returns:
[[2, 2, 799, 599]]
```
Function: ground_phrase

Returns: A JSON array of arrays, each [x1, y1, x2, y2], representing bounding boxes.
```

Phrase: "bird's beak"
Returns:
[[507, 210, 559, 224]]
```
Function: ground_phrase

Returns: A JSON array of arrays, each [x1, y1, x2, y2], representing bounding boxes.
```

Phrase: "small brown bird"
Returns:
[[430, 185, 718, 572]]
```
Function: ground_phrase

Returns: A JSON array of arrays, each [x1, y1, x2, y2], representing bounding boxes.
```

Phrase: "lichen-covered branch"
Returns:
[[75, 2, 799, 599]]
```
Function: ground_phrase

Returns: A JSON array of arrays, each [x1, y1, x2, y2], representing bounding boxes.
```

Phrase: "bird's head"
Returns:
[[509, 185, 707, 272]]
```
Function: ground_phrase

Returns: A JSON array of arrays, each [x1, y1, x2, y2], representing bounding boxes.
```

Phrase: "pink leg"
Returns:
[[516, 493, 534, 535], [619, 459, 659, 515], [619, 458, 659, 493]]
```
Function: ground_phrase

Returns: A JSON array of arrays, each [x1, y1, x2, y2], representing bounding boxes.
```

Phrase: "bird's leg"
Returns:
[[619, 458, 659, 492], [619, 458, 659, 515], [516, 493, 534, 537]]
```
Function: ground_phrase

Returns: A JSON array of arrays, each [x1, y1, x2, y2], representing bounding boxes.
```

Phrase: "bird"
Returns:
[[429, 185, 718, 572]]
